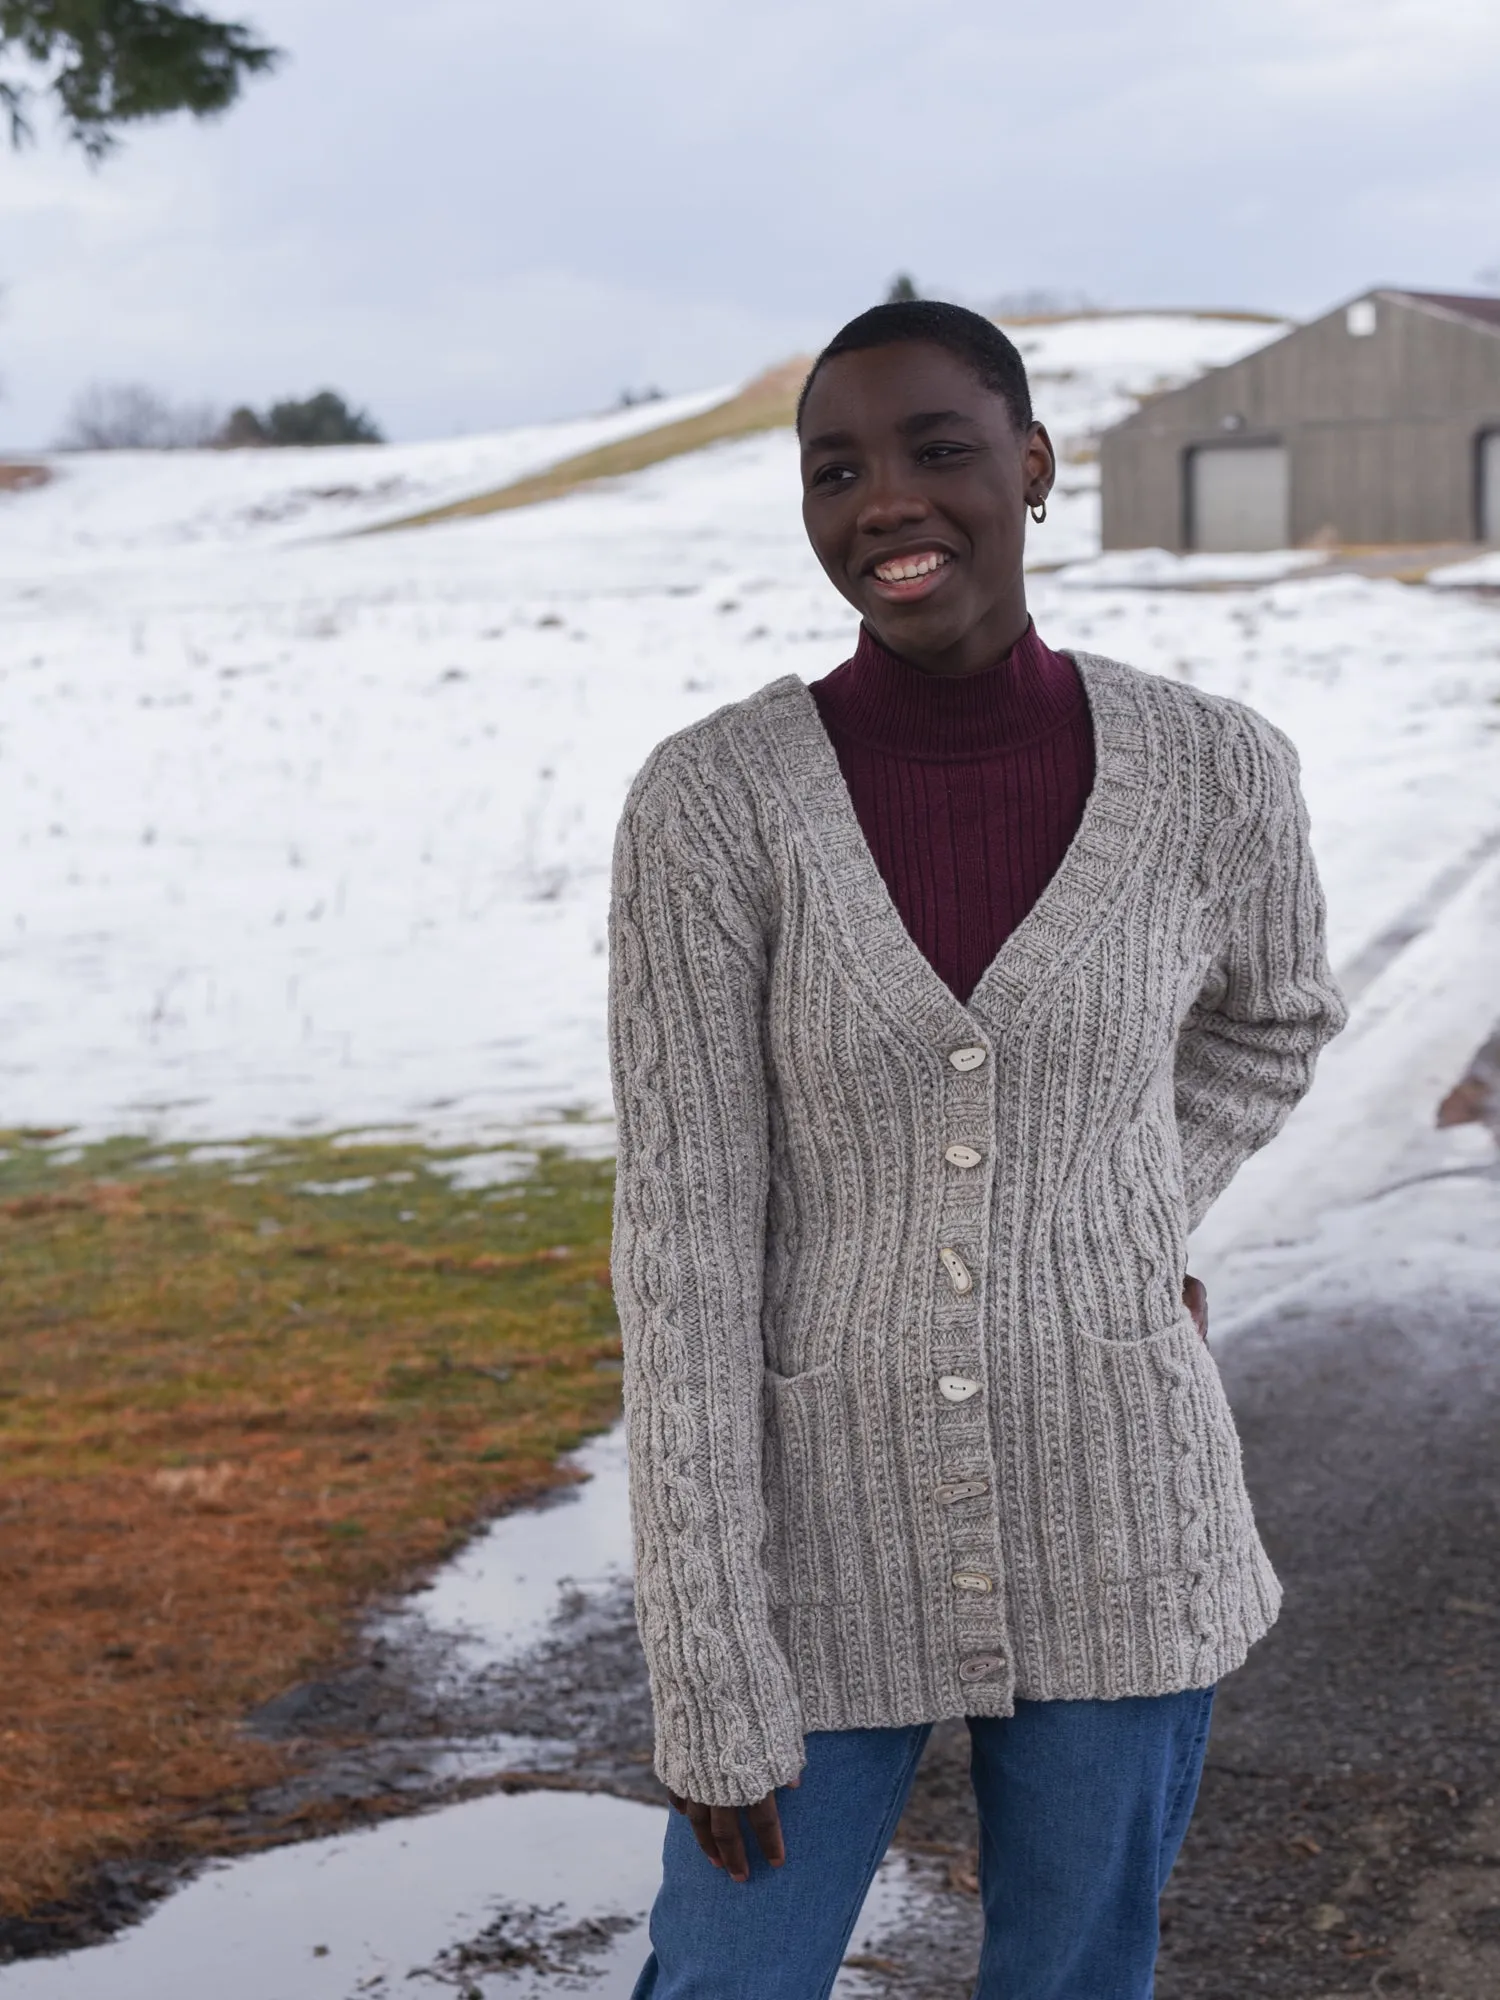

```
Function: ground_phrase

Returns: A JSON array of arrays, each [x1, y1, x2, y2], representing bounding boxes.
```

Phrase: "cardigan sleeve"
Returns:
[[1175, 745, 1347, 1231], [607, 752, 805, 1807]]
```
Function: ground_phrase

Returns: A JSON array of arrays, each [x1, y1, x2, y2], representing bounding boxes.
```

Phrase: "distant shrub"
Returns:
[[886, 273, 919, 303], [219, 390, 383, 447], [218, 405, 267, 447], [55, 381, 220, 450]]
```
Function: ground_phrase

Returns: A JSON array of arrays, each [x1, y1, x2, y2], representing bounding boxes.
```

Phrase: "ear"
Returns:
[[1023, 422, 1057, 507]]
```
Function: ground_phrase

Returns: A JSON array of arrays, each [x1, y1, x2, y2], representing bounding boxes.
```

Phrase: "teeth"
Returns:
[[875, 552, 949, 582]]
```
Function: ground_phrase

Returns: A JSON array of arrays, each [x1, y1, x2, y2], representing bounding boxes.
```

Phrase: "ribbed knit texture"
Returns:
[[608, 653, 1346, 1808], [810, 622, 1094, 1001]]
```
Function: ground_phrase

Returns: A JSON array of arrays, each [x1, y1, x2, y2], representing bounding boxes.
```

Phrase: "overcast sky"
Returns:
[[2, 0, 1499, 446]]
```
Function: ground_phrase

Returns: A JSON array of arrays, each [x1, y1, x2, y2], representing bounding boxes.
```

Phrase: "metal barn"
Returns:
[[1099, 290, 1500, 552]]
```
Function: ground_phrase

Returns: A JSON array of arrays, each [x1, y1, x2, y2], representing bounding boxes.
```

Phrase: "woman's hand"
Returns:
[[666, 1781, 797, 1882], [1183, 1273, 1209, 1342]]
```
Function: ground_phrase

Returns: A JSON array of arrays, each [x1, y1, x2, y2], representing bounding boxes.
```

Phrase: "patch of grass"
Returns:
[[0, 461, 51, 493], [0, 1130, 620, 1915], [362, 357, 811, 534]]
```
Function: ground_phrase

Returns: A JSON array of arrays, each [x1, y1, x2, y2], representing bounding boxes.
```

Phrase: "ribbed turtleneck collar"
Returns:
[[813, 620, 1083, 762]]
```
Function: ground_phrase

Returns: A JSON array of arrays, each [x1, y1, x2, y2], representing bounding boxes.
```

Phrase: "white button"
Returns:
[[936, 1476, 990, 1504], [949, 1047, 987, 1072], [953, 1572, 994, 1593], [939, 1375, 981, 1403], [939, 1247, 972, 1294], [944, 1144, 983, 1169], [958, 1652, 1007, 1682]]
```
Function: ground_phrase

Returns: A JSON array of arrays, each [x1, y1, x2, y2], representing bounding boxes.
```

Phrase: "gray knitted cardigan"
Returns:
[[608, 652, 1345, 1808]]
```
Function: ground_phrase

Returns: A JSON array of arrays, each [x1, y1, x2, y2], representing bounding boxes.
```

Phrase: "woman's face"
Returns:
[[798, 340, 1055, 677]]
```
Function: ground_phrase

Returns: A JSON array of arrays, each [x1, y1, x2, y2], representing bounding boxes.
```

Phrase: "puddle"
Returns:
[[0, 1787, 917, 1999], [386, 1426, 633, 1673], [0, 1426, 939, 1994], [0, 1790, 661, 2000]]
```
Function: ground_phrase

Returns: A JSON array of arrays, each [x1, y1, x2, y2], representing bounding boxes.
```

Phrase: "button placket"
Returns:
[[934, 1032, 1011, 1695]]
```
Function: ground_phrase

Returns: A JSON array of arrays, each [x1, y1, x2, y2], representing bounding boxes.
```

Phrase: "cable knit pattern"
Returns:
[[608, 652, 1347, 1807]]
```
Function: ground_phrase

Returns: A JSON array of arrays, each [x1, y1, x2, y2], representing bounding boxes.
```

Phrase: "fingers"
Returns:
[[745, 1794, 786, 1869], [670, 1791, 789, 1881], [709, 1805, 751, 1881], [679, 1798, 724, 1869]]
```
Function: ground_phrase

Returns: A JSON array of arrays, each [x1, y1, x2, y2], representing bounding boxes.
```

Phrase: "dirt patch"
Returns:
[[414, 1905, 640, 1988], [1438, 1025, 1500, 1136], [0, 461, 50, 493], [0, 1132, 622, 1926]]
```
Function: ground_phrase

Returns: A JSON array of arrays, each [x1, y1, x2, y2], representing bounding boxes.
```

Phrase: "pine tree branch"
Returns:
[[1, 0, 281, 159]]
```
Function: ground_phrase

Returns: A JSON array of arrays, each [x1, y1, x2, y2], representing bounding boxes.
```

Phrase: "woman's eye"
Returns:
[[811, 463, 855, 488], [918, 443, 967, 464]]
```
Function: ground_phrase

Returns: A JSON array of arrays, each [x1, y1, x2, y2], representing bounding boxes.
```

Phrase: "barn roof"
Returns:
[[1391, 290, 1500, 333]]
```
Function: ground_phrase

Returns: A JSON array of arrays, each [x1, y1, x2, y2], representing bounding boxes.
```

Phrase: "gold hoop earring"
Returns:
[[1029, 498, 1048, 524]]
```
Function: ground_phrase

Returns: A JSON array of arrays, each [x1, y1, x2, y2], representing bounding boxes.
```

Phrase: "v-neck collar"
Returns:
[[750, 652, 1158, 1043]]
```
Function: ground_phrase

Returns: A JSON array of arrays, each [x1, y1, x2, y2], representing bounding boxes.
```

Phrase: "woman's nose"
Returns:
[[855, 484, 930, 535]]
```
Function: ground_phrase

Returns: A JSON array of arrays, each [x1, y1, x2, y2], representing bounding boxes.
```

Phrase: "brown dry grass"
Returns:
[[0, 462, 51, 493], [363, 357, 812, 534], [995, 307, 1282, 326], [0, 1131, 621, 1916]]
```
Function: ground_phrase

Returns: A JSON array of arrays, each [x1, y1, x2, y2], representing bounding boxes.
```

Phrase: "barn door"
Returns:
[[1188, 444, 1290, 552], [1482, 432, 1500, 542]]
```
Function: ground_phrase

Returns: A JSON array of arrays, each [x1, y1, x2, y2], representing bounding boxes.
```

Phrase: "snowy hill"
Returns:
[[0, 387, 732, 570]]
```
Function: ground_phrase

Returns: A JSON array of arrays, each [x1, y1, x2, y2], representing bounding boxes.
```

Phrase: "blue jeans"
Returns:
[[631, 1689, 1214, 1999]]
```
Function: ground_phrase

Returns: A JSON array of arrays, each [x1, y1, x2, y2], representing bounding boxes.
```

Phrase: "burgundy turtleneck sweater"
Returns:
[[809, 622, 1095, 1004]]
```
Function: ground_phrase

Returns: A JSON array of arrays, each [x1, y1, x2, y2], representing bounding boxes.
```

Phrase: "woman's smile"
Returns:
[[866, 547, 955, 602]]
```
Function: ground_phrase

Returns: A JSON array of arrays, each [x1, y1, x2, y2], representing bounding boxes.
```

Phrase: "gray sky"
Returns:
[[3, 0, 1499, 446]]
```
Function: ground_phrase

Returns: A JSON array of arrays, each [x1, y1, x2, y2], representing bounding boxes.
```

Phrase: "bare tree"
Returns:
[[55, 380, 221, 449]]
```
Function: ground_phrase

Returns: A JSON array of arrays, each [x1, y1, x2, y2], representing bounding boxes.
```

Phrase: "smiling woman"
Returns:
[[606, 299, 1347, 1998], [796, 300, 1053, 675]]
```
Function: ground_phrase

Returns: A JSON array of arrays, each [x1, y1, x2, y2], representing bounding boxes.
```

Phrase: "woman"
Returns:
[[609, 300, 1345, 1998]]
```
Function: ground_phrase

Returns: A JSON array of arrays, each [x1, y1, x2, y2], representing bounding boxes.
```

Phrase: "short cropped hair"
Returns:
[[796, 300, 1034, 436]]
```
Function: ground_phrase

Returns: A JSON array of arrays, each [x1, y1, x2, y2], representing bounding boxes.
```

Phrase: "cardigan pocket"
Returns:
[[761, 1365, 869, 1607], [1073, 1318, 1258, 1585], [1054, 1118, 1190, 1342]]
